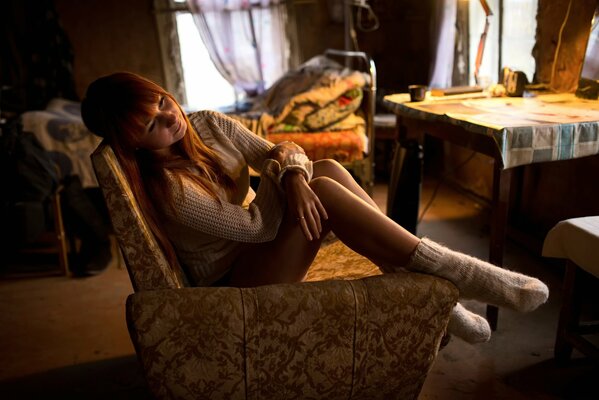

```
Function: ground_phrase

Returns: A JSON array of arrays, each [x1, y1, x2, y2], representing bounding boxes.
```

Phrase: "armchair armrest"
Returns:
[[126, 272, 457, 400]]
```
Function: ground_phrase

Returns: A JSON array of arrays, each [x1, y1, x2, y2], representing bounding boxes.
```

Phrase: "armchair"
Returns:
[[91, 142, 458, 399]]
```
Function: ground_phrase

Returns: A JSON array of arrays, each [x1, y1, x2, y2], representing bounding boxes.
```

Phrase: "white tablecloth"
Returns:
[[542, 216, 599, 277]]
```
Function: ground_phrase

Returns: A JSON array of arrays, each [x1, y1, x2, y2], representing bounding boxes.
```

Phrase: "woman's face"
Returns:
[[137, 94, 186, 155]]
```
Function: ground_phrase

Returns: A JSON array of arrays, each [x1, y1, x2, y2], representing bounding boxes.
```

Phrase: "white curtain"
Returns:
[[428, 0, 458, 89], [186, 0, 290, 97]]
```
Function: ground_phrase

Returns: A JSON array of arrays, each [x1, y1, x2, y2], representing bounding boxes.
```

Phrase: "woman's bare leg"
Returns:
[[228, 209, 329, 287], [309, 177, 548, 312], [308, 176, 420, 266], [229, 172, 417, 288], [228, 159, 377, 287], [229, 161, 548, 314], [312, 159, 379, 210]]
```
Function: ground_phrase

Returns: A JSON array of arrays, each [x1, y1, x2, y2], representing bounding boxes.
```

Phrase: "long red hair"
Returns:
[[82, 72, 235, 271]]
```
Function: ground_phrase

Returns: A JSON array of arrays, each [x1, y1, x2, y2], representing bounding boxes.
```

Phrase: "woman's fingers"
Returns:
[[298, 204, 322, 241], [307, 208, 320, 240], [286, 177, 327, 242], [298, 216, 313, 241], [315, 197, 328, 221]]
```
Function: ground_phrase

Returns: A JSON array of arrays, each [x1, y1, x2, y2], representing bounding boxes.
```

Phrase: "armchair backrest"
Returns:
[[91, 141, 188, 291]]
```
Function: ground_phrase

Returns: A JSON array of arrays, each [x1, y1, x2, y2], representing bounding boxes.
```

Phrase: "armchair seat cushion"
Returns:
[[127, 272, 457, 400]]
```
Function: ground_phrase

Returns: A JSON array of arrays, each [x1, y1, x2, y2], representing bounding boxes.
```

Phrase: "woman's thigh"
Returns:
[[227, 160, 358, 287], [227, 210, 330, 287], [312, 159, 378, 209]]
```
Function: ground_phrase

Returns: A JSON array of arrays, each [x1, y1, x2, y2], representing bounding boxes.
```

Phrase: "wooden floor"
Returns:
[[0, 179, 597, 399]]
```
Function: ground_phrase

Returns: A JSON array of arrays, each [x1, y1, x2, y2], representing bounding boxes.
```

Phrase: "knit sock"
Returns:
[[406, 238, 549, 312], [447, 302, 491, 344]]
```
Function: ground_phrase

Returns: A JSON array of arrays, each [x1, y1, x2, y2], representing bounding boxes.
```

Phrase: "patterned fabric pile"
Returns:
[[230, 55, 370, 163]]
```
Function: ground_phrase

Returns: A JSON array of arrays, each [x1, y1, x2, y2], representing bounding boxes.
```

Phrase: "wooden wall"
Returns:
[[8, 0, 597, 237], [55, 0, 433, 106], [291, 0, 434, 100], [53, 0, 164, 100]]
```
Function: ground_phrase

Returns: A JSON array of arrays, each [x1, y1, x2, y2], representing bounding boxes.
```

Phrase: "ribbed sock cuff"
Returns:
[[408, 237, 446, 272]]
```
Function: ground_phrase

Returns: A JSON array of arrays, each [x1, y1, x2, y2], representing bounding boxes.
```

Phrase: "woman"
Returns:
[[82, 72, 548, 344]]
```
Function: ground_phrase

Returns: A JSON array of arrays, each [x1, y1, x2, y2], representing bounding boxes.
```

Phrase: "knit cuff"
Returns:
[[408, 237, 445, 269], [277, 153, 313, 184]]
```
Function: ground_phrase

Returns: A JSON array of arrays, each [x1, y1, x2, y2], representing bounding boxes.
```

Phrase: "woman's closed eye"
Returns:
[[148, 119, 156, 133], [147, 96, 165, 132]]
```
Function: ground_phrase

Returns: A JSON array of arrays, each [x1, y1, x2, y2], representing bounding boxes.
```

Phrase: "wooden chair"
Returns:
[[3, 185, 71, 278]]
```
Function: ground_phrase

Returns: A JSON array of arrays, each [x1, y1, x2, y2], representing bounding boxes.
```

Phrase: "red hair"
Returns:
[[82, 72, 235, 271]]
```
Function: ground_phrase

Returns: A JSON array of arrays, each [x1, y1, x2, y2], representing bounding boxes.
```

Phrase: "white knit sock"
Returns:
[[447, 302, 491, 343], [406, 238, 549, 312]]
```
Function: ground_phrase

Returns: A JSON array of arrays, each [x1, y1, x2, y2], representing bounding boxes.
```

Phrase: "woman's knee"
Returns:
[[314, 159, 356, 185], [309, 176, 338, 198], [313, 159, 345, 176]]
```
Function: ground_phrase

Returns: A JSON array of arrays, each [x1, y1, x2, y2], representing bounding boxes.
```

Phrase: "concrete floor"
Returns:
[[0, 178, 597, 399]]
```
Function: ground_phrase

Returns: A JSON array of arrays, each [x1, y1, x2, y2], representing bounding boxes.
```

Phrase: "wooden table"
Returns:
[[383, 92, 599, 329]]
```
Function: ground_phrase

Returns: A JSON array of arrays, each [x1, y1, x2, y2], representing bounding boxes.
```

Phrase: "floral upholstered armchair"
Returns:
[[91, 141, 458, 400]]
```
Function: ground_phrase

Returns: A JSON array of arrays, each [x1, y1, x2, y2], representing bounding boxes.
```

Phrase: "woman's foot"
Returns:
[[407, 238, 549, 312], [447, 302, 491, 343]]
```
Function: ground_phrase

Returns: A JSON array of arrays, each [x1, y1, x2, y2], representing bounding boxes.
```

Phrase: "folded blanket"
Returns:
[[230, 55, 369, 137]]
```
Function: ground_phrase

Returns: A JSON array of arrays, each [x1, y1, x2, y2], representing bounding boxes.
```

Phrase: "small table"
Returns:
[[542, 217, 599, 362], [383, 92, 599, 329]]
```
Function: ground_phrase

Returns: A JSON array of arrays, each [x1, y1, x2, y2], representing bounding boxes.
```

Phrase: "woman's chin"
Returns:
[[175, 129, 186, 143]]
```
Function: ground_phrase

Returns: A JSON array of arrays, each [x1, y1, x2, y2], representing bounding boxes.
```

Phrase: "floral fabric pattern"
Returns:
[[127, 238, 457, 399], [91, 142, 188, 290], [128, 272, 457, 400]]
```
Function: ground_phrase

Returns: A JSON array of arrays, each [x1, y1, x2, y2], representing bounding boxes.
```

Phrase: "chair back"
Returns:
[[91, 141, 188, 291]]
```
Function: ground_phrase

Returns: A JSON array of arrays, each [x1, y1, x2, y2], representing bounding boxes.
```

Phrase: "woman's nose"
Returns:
[[159, 110, 177, 126]]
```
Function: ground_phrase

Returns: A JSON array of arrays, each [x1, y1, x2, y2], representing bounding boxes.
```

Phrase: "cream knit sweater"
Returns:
[[161, 110, 312, 286]]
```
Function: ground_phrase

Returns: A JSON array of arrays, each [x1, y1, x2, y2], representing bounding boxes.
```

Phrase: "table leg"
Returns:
[[387, 139, 423, 235], [487, 162, 513, 330]]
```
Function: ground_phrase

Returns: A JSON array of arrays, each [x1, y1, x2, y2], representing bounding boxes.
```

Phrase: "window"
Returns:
[[157, 0, 289, 112], [468, 0, 538, 85], [161, 0, 235, 111], [175, 12, 236, 111]]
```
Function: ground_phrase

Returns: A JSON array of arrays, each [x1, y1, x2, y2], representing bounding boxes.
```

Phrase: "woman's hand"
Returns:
[[283, 171, 328, 241], [269, 141, 304, 164]]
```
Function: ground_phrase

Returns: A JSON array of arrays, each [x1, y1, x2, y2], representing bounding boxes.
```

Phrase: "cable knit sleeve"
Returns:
[[189, 111, 274, 173], [189, 111, 313, 182], [165, 164, 284, 243]]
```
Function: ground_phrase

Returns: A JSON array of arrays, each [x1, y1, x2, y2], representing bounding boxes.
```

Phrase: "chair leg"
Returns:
[[51, 186, 70, 276], [554, 260, 581, 364]]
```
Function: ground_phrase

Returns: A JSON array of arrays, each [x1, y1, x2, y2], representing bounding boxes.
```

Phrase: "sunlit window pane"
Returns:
[[176, 13, 236, 111], [468, 0, 537, 85], [501, 0, 537, 82], [469, 0, 500, 85]]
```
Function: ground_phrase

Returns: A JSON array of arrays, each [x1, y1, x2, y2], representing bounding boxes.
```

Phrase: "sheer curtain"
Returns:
[[186, 0, 290, 99], [428, 0, 458, 89]]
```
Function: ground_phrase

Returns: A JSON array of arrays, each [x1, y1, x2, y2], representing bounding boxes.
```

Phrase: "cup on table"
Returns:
[[409, 85, 427, 102]]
